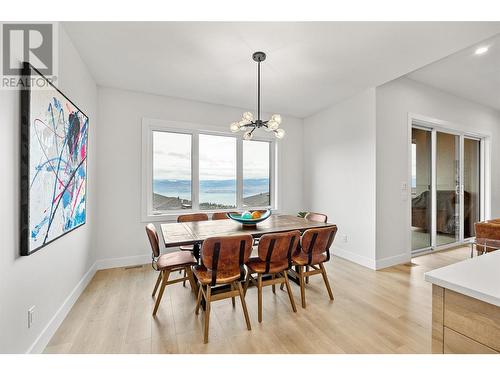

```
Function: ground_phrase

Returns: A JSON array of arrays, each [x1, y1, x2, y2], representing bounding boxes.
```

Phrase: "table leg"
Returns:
[[470, 242, 474, 258], [193, 242, 201, 262]]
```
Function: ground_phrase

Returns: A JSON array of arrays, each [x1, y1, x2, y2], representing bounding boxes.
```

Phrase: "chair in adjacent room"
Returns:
[[244, 230, 300, 322], [193, 234, 253, 343], [475, 220, 500, 255], [288, 225, 338, 308], [145, 223, 198, 317]]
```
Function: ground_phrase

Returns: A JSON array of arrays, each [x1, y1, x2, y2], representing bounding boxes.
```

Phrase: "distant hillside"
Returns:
[[152, 192, 270, 211]]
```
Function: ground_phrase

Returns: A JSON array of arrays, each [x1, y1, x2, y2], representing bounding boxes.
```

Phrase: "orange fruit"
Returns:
[[251, 211, 262, 219]]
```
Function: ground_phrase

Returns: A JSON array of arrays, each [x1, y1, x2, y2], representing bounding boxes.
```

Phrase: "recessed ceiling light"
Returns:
[[475, 46, 489, 55]]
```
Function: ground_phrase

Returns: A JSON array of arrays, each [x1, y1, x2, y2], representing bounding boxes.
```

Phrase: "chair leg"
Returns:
[[236, 281, 251, 331], [203, 285, 211, 344], [299, 266, 306, 308], [231, 283, 236, 308], [257, 273, 263, 323], [271, 274, 276, 294], [195, 283, 203, 315], [186, 267, 197, 295], [283, 271, 297, 312], [183, 269, 187, 287], [153, 270, 170, 316], [243, 271, 251, 296], [152, 271, 162, 297], [319, 263, 334, 300], [305, 266, 310, 284]]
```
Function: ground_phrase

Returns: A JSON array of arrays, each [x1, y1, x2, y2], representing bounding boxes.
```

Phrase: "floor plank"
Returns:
[[44, 247, 470, 354]]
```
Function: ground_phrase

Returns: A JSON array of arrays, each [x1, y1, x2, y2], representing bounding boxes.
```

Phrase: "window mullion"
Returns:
[[192, 132, 199, 211], [236, 138, 243, 209]]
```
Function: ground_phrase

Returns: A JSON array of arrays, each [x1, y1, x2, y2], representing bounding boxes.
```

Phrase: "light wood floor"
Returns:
[[44, 247, 470, 354]]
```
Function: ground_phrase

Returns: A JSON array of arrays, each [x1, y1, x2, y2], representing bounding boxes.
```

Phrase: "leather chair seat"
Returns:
[[292, 252, 327, 266], [193, 264, 241, 285], [157, 251, 197, 270], [246, 257, 289, 274]]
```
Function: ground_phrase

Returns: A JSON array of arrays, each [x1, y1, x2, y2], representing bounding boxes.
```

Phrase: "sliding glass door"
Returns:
[[411, 122, 482, 254], [411, 128, 432, 251], [435, 131, 460, 246]]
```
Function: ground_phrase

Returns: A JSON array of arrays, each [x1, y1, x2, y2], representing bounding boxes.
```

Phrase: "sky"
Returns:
[[153, 132, 270, 180]]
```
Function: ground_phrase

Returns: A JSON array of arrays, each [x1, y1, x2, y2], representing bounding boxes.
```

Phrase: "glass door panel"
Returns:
[[411, 128, 432, 251], [463, 138, 481, 238], [436, 132, 460, 246]]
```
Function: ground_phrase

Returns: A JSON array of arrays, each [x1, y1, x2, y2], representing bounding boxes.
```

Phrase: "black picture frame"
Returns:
[[20, 62, 89, 256]]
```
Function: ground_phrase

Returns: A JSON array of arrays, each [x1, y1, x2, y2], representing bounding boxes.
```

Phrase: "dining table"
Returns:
[[160, 214, 336, 302], [161, 214, 334, 257]]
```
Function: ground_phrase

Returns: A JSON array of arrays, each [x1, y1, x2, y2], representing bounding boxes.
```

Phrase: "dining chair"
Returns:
[[177, 213, 209, 284], [287, 225, 337, 308], [145, 224, 198, 317], [475, 220, 500, 256], [244, 230, 300, 322], [212, 211, 241, 220], [303, 212, 328, 283], [193, 234, 253, 343]]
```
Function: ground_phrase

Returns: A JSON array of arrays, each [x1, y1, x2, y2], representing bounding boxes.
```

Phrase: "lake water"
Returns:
[[153, 178, 270, 205]]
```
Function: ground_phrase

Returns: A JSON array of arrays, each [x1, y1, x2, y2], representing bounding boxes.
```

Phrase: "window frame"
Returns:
[[142, 118, 278, 221]]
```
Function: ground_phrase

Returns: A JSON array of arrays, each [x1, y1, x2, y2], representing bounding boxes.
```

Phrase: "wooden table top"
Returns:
[[161, 214, 335, 247]]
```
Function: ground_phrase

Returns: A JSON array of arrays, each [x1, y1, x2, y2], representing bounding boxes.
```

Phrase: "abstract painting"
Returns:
[[20, 62, 89, 255]]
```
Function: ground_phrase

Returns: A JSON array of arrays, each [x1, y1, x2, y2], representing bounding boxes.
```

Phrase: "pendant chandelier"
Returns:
[[229, 51, 285, 140]]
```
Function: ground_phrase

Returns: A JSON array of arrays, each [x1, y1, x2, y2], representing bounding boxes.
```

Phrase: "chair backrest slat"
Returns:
[[212, 212, 238, 220]]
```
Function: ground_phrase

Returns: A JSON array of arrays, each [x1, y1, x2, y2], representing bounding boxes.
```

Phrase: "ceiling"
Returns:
[[63, 22, 500, 118], [408, 33, 500, 112]]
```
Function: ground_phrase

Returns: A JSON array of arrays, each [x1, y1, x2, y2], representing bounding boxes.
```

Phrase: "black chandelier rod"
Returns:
[[257, 59, 261, 122]]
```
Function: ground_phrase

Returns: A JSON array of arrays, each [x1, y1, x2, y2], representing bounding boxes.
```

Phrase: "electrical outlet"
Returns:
[[28, 306, 35, 328], [341, 235, 348, 243]]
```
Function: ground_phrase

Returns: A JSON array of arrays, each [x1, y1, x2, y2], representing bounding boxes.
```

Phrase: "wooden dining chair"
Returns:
[[193, 234, 254, 343], [303, 212, 328, 283], [244, 230, 300, 322], [287, 225, 337, 308], [211, 212, 238, 220], [145, 224, 198, 317], [177, 213, 209, 284]]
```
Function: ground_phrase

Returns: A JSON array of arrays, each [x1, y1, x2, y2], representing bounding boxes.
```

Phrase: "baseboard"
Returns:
[[375, 252, 411, 270], [332, 246, 376, 270], [26, 261, 98, 354], [95, 254, 150, 270]]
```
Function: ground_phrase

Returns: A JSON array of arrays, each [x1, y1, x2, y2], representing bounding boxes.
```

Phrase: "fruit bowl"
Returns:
[[227, 210, 271, 226]]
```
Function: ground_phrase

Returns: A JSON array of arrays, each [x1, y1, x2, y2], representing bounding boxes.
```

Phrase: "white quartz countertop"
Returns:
[[424, 250, 500, 307]]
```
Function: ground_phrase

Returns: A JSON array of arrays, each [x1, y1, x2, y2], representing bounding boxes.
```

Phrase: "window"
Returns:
[[143, 120, 276, 218], [243, 140, 270, 207], [152, 131, 192, 211], [199, 134, 237, 209]]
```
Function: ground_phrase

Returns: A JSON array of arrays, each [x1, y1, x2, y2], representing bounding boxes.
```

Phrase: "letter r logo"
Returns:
[[2, 23, 53, 75]]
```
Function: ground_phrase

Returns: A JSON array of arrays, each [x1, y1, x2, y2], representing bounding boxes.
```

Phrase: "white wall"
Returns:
[[95, 87, 304, 263], [376, 77, 500, 266], [303, 89, 377, 269], [0, 25, 97, 353]]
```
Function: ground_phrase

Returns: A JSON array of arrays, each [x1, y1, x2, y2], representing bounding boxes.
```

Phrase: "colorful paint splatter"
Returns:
[[29, 91, 88, 252]]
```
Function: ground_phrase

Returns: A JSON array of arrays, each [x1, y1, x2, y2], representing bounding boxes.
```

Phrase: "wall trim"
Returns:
[[332, 246, 376, 270], [375, 252, 412, 270], [95, 254, 151, 270], [26, 261, 97, 354]]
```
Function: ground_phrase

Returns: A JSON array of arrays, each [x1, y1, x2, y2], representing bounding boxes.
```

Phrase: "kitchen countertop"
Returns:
[[424, 250, 500, 307]]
